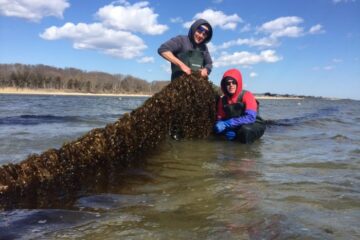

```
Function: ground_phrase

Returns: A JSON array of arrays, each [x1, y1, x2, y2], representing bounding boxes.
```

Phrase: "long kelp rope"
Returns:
[[0, 73, 217, 209]]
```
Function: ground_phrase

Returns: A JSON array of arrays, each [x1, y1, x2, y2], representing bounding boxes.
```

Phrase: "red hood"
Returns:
[[220, 68, 243, 103]]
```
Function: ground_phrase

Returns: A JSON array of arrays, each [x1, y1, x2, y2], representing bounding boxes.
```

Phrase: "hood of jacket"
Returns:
[[188, 19, 213, 45], [220, 68, 243, 103]]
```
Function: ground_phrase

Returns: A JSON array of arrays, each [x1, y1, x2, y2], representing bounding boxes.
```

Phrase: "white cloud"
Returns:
[[184, 9, 242, 30], [0, 0, 70, 22], [259, 16, 303, 32], [96, 1, 168, 35], [258, 16, 304, 38], [240, 23, 252, 32], [313, 58, 342, 72], [40, 22, 147, 59], [312, 66, 320, 71], [332, 58, 343, 63], [206, 42, 217, 55], [312, 65, 335, 71], [333, 0, 356, 4], [214, 50, 282, 67], [170, 17, 183, 23], [309, 24, 325, 34], [137, 56, 154, 63], [213, 37, 279, 52], [250, 72, 258, 78], [324, 65, 334, 70], [39, 1, 168, 59]]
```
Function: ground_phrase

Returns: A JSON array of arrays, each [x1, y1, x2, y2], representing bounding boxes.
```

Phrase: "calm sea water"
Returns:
[[0, 94, 359, 239]]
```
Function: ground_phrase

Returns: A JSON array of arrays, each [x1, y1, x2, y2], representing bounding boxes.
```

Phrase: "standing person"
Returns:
[[214, 68, 266, 143], [158, 19, 213, 81]]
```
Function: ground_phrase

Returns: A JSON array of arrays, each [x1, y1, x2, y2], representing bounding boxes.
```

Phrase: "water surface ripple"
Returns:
[[0, 95, 359, 239]]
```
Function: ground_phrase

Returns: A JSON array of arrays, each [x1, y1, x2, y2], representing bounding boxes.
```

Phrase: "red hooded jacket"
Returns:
[[217, 69, 258, 122]]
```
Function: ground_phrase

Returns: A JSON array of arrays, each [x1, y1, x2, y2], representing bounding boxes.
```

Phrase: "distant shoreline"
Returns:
[[0, 87, 152, 97], [255, 95, 303, 100], [0, 87, 304, 100]]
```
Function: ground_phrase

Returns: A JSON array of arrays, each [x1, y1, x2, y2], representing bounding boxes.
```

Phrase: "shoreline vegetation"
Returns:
[[0, 63, 168, 96], [0, 63, 310, 100]]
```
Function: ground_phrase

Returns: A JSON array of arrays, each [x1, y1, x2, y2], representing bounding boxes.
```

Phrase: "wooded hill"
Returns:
[[0, 64, 169, 94]]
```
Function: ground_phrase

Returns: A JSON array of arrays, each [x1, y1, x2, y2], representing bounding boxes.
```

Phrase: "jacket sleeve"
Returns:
[[228, 110, 257, 127], [158, 36, 183, 55], [227, 91, 257, 127], [203, 46, 213, 74]]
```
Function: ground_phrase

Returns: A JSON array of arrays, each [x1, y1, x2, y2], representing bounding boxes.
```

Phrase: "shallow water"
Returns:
[[1, 94, 359, 239]]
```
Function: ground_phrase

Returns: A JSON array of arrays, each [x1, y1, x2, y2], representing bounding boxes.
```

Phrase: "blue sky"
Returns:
[[0, 0, 359, 99]]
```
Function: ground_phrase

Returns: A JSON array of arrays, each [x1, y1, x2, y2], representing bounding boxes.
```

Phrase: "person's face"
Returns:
[[194, 25, 209, 44], [226, 79, 237, 95]]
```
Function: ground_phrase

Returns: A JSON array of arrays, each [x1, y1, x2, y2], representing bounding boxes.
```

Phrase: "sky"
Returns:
[[0, 0, 359, 100]]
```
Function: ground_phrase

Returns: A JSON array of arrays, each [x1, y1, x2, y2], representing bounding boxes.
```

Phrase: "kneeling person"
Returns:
[[214, 69, 266, 143]]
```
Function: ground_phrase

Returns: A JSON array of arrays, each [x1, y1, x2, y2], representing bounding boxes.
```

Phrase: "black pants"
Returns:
[[235, 117, 266, 144]]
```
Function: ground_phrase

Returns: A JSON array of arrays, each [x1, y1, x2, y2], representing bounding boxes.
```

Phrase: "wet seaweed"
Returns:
[[0, 73, 217, 209]]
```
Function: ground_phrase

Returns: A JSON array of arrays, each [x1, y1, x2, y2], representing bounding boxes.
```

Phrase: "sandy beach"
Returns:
[[0, 87, 303, 100]]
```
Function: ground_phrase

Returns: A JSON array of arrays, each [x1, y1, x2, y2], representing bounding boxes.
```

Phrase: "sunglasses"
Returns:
[[226, 80, 237, 86], [196, 25, 209, 36]]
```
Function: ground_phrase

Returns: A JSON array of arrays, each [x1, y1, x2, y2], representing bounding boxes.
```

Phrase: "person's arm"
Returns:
[[160, 51, 191, 75], [158, 36, 191, 75], [227, 110, 257, 126], [219, 92, 258, 128], [204, 47, 212, 75]]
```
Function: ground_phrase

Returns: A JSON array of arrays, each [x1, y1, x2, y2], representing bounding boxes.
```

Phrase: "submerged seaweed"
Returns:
[[0, 73, 217, 209]]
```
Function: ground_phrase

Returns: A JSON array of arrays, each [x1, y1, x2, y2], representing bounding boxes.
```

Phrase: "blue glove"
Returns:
[[214, 121, 227, 133], [214, 120, 233, 134], [225, 130, 237, 140]]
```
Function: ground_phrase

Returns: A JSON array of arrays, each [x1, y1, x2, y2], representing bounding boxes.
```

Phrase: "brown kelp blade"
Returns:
[[0, 73, 217, 209]]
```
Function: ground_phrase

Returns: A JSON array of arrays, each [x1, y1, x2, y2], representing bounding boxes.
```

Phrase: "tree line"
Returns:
[[0, 64, 169, 94]]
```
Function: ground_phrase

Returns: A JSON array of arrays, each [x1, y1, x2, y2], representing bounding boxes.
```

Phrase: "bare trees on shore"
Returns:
[[0, 64, 169, 94]]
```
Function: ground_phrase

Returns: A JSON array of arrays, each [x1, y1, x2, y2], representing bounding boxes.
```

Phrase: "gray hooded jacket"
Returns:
[[158, 19, 213, 79]]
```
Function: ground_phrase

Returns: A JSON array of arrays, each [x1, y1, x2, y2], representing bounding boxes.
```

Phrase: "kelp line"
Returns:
[[0, 74, 217, 209]]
